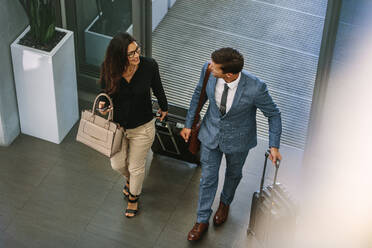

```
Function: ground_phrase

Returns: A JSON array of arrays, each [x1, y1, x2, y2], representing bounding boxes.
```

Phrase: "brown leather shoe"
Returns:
[[213, 201, 230, 226], [187, 222, 209, 241]]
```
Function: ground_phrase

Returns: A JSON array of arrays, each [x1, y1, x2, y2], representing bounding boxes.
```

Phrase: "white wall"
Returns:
[[0, 0, 28, 146], [168, 0, 176, 8], [152, 0, 169, 31]]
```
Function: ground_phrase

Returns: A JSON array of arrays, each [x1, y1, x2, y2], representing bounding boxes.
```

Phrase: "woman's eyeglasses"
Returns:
[[127, 46, 141, 58]]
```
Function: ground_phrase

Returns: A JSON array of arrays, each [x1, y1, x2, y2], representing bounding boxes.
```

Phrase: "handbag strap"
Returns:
[[191, 64, 211, 128], [93, 93, 114, 121]]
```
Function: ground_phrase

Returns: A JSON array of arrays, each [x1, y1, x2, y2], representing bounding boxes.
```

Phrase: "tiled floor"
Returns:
[[0, 99, 303, 247]]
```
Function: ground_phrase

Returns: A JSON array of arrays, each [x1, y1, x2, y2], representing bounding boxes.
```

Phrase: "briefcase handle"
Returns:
[[92, 93, 114, 121], [259, 149, 280, 197]]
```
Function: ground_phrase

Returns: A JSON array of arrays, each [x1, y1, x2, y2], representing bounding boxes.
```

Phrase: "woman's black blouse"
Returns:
[[101, 57, 168, 129]]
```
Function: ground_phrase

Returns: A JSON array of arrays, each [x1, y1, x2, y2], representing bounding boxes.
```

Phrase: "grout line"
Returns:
[[2, 164, 54, 233], [151, 166, 199, 248], [20, 165, 54, 210], [72, 177, 118, 247]]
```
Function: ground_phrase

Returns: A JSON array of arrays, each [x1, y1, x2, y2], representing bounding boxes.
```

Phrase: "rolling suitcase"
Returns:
[[247, 150, 297, 248], [151, 101, 200, 164]]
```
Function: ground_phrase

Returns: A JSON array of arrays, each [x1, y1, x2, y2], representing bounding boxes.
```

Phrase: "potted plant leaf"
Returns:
[[10, 0, 79, 144]]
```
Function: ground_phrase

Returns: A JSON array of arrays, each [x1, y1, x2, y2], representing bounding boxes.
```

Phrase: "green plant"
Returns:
[[19, 0, 56, 45]]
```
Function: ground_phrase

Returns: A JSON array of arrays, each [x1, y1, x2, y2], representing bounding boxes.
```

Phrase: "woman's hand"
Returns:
[[157, 109, 168, 121], [98, 101, 111, 115]]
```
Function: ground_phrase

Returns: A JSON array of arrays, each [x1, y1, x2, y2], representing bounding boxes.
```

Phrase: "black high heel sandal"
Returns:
[[125, 192, 140, 218], [123, 181, 129, 200]]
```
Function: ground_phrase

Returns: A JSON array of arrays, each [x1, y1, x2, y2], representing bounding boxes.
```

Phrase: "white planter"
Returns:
[[168, 0, 176, 8], [152, 0, 168, 31], [84, 15, 133, 67], [11, 26, 79, 144]]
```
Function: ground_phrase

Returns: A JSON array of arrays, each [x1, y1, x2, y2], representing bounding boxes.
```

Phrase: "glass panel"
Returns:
[[84, 0, 132, 67], [68, 0, 132, 73]]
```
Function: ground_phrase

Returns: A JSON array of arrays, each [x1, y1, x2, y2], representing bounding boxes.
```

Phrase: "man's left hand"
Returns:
[[269, 147, 282, 167], [157, 109, 168, 122]]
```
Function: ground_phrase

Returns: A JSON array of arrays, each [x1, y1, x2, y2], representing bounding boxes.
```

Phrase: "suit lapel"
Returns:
[[208, 76, 218, 105], [226, 74, 246, 116]]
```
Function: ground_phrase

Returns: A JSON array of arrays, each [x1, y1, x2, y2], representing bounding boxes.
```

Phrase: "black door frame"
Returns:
[[61, 0, 151, 93], [63, 0, 151, 75]]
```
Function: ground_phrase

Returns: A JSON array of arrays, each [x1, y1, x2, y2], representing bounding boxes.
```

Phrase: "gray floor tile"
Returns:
[[74, 230, 141, 248], [5, 207, 89, 241], [0, 176, 35, 209], [4, 223, 78, 248], [0, 203, 17, 232], [0, 231, 29, 248], [2, 134, 67, 166], [154, 226, 227, 248], [86, 208, 165, 248], [29, 166, 115, 209], [233, 232, 257, 248], [0, 152, 52, 187]]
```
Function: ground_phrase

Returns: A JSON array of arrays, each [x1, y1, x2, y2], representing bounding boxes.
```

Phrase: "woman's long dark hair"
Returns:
[[100, 32, 136, 94]]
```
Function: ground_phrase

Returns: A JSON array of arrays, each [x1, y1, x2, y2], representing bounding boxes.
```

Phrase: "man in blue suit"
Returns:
[[180, 48, 282, 241]]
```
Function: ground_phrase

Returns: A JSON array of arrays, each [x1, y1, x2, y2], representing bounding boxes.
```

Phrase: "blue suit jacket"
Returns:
[[185, 62, 282, 153]]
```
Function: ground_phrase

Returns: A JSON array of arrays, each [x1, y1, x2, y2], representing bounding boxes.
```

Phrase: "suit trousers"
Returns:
[[110, 118, 156, 196], [197, 143, 249, 223]]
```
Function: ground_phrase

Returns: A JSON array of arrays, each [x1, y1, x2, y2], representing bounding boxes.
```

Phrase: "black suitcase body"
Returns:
[[248, 150, 297, 248], [151, 101, 199, 164]]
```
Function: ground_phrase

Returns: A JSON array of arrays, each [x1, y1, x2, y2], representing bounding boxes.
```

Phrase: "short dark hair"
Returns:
[[211, 48, 244, 74]]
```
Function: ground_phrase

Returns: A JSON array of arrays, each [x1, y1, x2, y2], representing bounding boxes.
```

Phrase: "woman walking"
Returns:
[[98, 32, 168, 218]]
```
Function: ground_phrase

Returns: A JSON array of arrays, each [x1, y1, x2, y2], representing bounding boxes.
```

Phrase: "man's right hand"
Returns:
[[180, 128, 192, 142]]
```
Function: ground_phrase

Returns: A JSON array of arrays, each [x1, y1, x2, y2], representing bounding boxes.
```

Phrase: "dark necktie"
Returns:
[[220, 83, 229, 115]]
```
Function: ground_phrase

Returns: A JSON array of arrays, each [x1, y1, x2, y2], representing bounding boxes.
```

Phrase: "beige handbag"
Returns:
[[76, 93, 123, 157]]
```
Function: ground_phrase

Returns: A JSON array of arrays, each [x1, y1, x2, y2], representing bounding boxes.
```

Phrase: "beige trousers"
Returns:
[[110, 118, 156, 196]]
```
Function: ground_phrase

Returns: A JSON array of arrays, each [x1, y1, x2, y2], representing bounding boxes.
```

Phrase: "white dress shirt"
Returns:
[[215, 73, 241, 114]]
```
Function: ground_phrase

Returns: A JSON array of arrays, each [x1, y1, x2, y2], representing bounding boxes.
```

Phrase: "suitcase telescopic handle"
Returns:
[[259, 149, 281, 197]]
